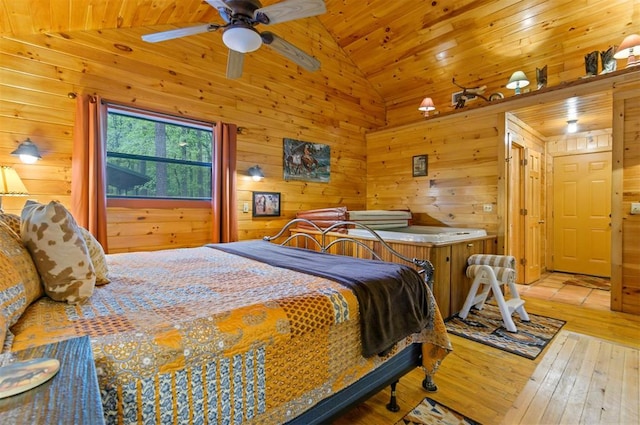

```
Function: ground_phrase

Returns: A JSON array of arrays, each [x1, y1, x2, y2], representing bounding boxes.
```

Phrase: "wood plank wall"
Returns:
[[0, 19, 385, 251], [1, 22, 639, 313], [366, 74, 639, 314], [613, 80, 640, 315], [366, 113, 501, 233]]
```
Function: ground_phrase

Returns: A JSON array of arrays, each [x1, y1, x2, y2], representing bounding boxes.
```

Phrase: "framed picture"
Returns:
[[252, 191, 281, 217], [412, 154, 428, 177], [283, 138, 331, 183]]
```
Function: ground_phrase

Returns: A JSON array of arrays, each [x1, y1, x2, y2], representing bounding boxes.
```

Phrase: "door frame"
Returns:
[[507, 140, 526, 282]]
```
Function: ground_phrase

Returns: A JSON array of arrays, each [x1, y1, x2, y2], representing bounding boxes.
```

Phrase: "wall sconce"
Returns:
[[0, 165, 29, 212], [613, 34, 640, 68], [506, 71, 530, 95], [567, 120, 578, 134], [11, 139, 42, 164], [247, 165, 264, 181], [418, 97, 436, 117]]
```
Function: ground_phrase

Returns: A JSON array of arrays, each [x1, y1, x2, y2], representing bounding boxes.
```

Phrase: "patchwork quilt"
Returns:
[[10, 245, 450, 424]]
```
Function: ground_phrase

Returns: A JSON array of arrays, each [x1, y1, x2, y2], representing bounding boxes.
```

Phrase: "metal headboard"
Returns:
[[263, 218, 435, 290]]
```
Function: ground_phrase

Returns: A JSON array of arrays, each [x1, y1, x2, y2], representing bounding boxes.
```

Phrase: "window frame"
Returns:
[[103, 102, 215, 209]]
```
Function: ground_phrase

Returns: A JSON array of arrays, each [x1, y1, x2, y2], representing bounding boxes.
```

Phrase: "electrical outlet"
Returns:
[[483, 204, 493, 212], [243, 202, 249, 213], [631, 202, 640, 215]]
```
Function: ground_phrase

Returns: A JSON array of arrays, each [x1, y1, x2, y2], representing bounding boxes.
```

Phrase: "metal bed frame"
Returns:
[[264, 219, 439, 424]]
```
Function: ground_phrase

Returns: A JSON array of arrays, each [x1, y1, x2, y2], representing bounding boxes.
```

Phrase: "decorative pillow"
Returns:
[[0, 221, 42, 307], [21, 201, 96, 304], [0, 213, 21, 236], [0, 222, 35, 353], [78, 227, 110, 285], [0, 238, 26, 325]]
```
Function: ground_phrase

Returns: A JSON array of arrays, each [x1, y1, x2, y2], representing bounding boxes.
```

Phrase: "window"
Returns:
[[105, 104, 213, 200]]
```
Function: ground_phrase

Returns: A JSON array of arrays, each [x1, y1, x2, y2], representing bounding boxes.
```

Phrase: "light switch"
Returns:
[[631, 202, 640, 215], [243, 202, 249, 213]]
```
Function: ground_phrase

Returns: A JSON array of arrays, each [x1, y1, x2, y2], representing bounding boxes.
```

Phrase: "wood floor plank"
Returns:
[[333, 293, 640, 425], [600, 344, 626, 424], [582, 341, 613, 423], [558, 337, 602, 424], [519, 333, 580, 424], [620, 348, 639, 424], [505, 331, 640, 425], [498, 331, 569, 424], [539, 334, 589, 424]]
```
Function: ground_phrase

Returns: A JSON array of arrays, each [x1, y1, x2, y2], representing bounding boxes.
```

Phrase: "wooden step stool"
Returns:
[[459, 255, 529, 333]]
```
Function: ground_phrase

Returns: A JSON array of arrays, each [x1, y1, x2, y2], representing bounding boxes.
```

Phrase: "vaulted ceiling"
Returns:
[[1, 0, 637, 134]]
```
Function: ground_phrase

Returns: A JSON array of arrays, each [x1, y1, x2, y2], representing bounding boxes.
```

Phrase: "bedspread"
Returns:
[[211, 240, 432, 357], [9, 245, 450, 424]]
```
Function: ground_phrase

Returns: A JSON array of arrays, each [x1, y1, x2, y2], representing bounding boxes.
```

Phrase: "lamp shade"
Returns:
[[614, 34, 640, 67], [11, 139, 42, 164], [418, 97, 436, 112], [506, 71, 530, 90], [0, 165, 29, 196], [613, 34, 640, 59], [222, 26, 262, 53]]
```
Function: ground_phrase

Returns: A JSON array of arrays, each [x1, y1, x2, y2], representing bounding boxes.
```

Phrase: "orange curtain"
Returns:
[[71, 95, 109, 252], [212, 122, 238, 242]]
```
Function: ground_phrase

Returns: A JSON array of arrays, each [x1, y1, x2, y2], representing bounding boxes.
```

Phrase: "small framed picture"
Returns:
[[412, 155, 428, 177], [252, 191, 281, 217]]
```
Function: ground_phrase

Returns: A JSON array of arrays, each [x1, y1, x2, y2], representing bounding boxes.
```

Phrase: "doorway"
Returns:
[[507, 138, 543, 284], [552, 152, 612, 277]]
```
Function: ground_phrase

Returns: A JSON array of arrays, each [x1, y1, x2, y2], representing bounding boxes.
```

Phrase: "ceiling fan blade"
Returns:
[[205, 0, 233, 22], [205, 0, 228, 9], [142, 24, 219, 43], [255, 0, 326, 25], [261, 32, 320, 72], [227, 49, 245, 79]]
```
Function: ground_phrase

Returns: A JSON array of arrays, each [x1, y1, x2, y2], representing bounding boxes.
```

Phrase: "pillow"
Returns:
[[78, 227, 110, 285], [0, 211, 111, 287], [0, 222, 37, 353], [0, 212, 21, 236], [21, 201, 95, 304], [0, 221, 42, 307]]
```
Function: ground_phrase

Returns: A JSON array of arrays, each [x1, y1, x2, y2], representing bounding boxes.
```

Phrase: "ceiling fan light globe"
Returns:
[[223, 26, 262, 53]]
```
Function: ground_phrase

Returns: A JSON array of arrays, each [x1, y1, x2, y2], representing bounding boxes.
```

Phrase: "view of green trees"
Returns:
[[106, 110, 213, 200]]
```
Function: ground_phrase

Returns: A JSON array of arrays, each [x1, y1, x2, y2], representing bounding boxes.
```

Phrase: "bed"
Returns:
[[0, 206, 451, 424]]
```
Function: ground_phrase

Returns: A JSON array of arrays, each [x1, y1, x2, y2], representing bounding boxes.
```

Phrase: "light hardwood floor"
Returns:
[[333, 275, 639, 425], [502, 330, 638, 425]]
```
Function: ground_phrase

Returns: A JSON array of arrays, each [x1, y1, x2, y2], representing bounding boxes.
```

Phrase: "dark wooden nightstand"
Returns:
[[0, 336, 105, 424]]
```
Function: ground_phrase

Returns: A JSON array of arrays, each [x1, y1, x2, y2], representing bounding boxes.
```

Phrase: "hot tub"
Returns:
[[347, 225, 488, 244]]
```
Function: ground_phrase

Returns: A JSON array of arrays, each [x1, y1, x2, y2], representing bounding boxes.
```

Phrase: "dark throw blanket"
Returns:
[[208, 240, 432, 358]]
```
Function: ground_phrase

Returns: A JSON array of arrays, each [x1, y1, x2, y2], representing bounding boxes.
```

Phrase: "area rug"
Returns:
[[445, 304, 565, 359], [396, 397, 481, 425], [563, 274, 610, 290]]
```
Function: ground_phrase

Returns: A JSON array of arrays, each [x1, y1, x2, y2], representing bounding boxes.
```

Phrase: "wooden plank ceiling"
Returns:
[[0, 0, 636, 135]]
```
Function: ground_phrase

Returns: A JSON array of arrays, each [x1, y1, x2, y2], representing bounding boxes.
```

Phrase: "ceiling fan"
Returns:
[[142, 0, 326, 79]]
